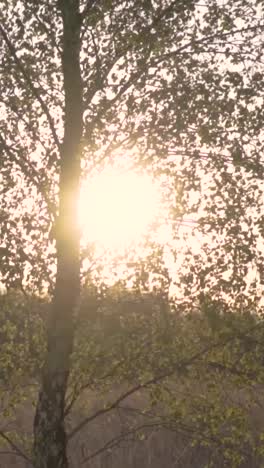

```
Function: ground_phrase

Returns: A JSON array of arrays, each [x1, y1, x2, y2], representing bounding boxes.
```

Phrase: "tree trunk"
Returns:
[[33, 1, 83, 467]]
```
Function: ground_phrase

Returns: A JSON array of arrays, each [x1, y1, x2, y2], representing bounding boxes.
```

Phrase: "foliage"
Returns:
[[1, 287, 264, 466], [0, 0, 263, 466]]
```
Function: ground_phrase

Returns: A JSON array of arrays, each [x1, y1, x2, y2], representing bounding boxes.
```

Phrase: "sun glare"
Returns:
[[78, 169, 160, 248]]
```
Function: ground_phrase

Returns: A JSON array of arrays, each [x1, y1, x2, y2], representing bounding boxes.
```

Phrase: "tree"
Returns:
[[0, 0, 263, 467]]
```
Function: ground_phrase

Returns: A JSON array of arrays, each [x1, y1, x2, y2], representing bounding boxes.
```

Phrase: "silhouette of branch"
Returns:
[[68, 319, 264, 441], [153, 24, 264, 65], [0, 25, 61, 152], [0, 430, 32, 465], [80, 0, 97, 20], [0, 135, 56, 218], [80, 421, 163, 464], [80, 412, 252, 464]]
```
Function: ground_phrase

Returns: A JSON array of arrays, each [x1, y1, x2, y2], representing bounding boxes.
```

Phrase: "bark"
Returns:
[[33, 1, 83, 467]]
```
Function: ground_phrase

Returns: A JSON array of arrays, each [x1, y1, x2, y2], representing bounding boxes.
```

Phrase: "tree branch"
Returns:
[[82, 0, 194, 110], [0, 430, 32, 465], [80, 0, 97, 21], [0, 135, 56, 218], [152, 24, 264, 67], [0, 25, 61, 152], [80, 407, 252, 464], [68, 319, 264, 441], [85, 18, 264, 144], [80, 421, 163, 464]]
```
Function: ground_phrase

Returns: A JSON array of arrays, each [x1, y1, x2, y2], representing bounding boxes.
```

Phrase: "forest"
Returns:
[[0, 1, 264, 467]]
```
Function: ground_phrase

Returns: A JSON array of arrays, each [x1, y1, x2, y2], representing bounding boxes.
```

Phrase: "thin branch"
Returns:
[[68, 319, 264, 441], [80, 0, 97, 21], [162, 420, 252, 458], [0, 450, 24, 457], [34, 11, 62, 58], [84, 47, 152, 139], [0, 24, 61, 152], [0, 430, 32, 465], [82, 0, 195, 110], [66, 363, 181, 440], [0, 136, 56, 218], [81, 408, 252, 464], [86, 20, 264, 144], [90, 28, 103, 87], [153, 24, 264, 65], [207, 361, 260, 381], [81, 421, 162, 464], [65, 334, 156, 416]]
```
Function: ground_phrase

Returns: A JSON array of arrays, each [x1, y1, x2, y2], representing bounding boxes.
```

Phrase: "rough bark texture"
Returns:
[[33, 1, 83, 467]]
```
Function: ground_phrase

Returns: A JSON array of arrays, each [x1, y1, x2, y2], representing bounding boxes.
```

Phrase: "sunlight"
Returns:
[[78, 169, 161, 248]]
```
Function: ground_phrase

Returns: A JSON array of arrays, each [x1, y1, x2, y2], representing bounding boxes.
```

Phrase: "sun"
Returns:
[[78, 169, 160, 248]]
